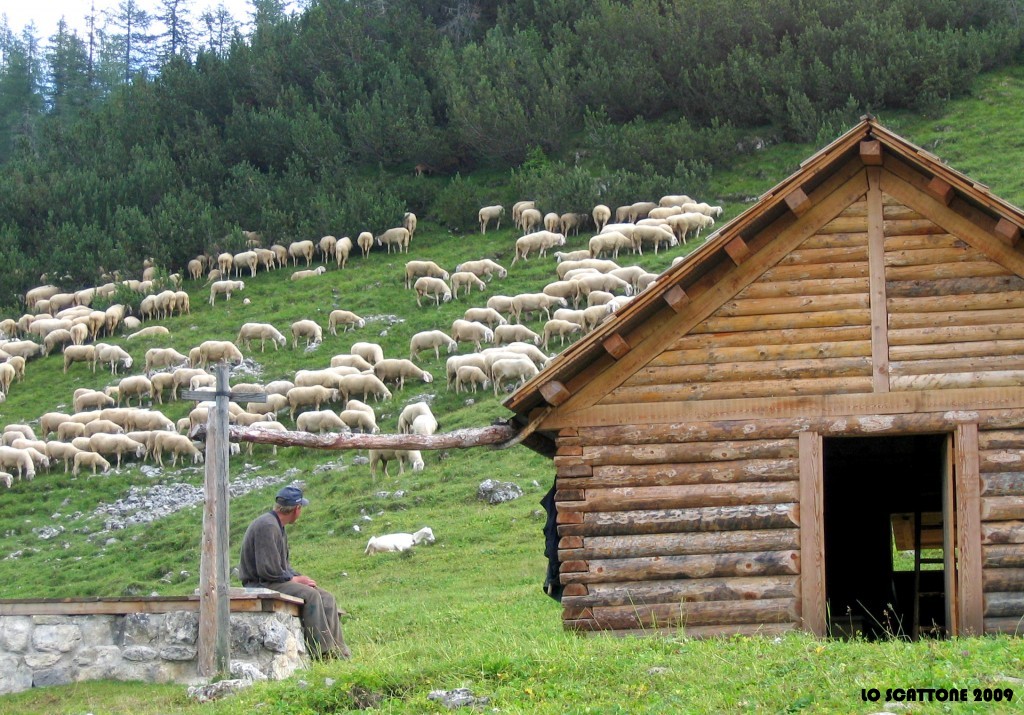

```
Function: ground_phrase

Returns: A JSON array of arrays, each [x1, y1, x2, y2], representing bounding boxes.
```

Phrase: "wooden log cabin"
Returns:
[[505, 118, 1024, 640]]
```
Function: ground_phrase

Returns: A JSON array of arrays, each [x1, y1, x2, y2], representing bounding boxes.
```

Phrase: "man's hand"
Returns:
[[293, 575, 317, 587]]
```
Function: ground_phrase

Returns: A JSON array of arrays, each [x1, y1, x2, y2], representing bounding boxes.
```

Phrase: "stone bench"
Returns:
[[0, 589, 308, 695]]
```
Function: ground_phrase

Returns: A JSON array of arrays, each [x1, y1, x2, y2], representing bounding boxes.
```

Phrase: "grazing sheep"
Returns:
[[373, 359, 434, 390], [493, 324, 541, 346], [62, 345, 96, 374], [188, 258, 203, 280], [632, 224, 677, 254], [72, 451, 111, 476], [69, 322, 89, 345], [341, 373, 392, 403], [397, 402, 435, 434], [592, 204, 611, 232], [543, 280, 583, 309], [519, 207, 542, 234], [209, 279, 245, 306], [296, 410, 349, 434], [117, 375, 154, 407], [44, 441, 81, 473], [376, 227, 411, 254], [39, 412, 71, 438], [288, 240, 315, 266], [560, 212, 588, 236], [574, 272, 634, 298], [588, 231, 634, 259], [236, 323, 287, 352], [338, 408, 378, 433], [74, 389, 114, 413], [254, 248, 277, 272], [2, 340, 42, 361], [478, 205, 504, 234], [95, 344, 133, 375], [150, 432, 204, 466], [463, 307, 507, 328], [83, 419, 125, 437], [512, 201, 535, 231], [556, 258, 621, 280], [351, 341, 384, 366], [679, 201, 723, 218], [454, 258, 507, 281], [450, 271, 487, 298], [404, 260, 449, 289], [8, 356, 26, 382], [25, 284, 60, 310], [659, 194, 693, 207], [628, 201, 658, 222], [328, 310, 365, 336], [491, 356, 540, 395], [413, 276, 452, 307], [445, 354, 489, 389], [455, 365, 490, 393], [87, 433, 146, 468], [291, 319, 323, 348], [144, 347, 189, 373], [512, 230, 566, 263], [335, 236, 353, 269], [329, 354, 374, 371], [318, 235, 337, 263], [197, 340, 244, 368], [409, 330, 458, 361], [290, 266, 327, 281], [450, 320, 493, 351], [217, 252, 233, 274], [233, 251, 258, 277], [286, 386, 341, 420], [246, 392, 288, 416], [510, 293, 567, 323], [368, 449, 425, 479], [364, 527, 435, 554], [127, 325, 172, 341], [169, 368, 208, 400], [357, 231, 374, 258], [402, 212, 418, 240], [543, 319, 583, 349], [411, 413, 439, 437], [270, 244, 289, 267]]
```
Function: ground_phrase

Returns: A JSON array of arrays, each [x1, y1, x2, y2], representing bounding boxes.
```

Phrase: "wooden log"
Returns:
[[559, 529, 800, 561], [585, 598, 799, 630], [891, 371, 1024, 393], [562, 583, 588, 597], [578, 439, 798, 466], [981, 521, 1024, 544], [866, 170, 890, 394], [629, 357, 872, 385], [889, 307, 1024, 330], [882, 204, 924, 220], [555, 489, 584, 502], [559, 550, 800, 584], [983, 544, 1024, 568], [794, 233, 867, 250], [785, 188, 811, 216], [885, 275, 1024, 298], [657, 341, 872, 368], [558, 535, 584, 549], [882, 218, 947, 236], [888, 323, 1024, 347], [884, 260, 1011, 282], [889, 355, 1024, 377], [604, 376, 875, 404], [564, 621, 798, 639], [556, 511, 584, 525], [995, 218, 1022, 247], [663, 285, 690, 312], [979, 431, 1024, 449], [883, 234, 965, 251], [715, 293, 869, 318], [983, 591, 1024, 617], [888, 291, 1024, 314], [760, 261, 869, 282], [558, 459, 798, 490], [982, 568, 1024, 592], [202, 423, 520, 451], [778, 246, 868, 265], [556, 503, 800, 537], [725, 236, 751, 265], [981, 496, 1024, 521], [816, 216, 867, 234], [561, 575, 799, 608], [602, 334, 630, 360], [884, 246, 987, 268], [670, 325, 870, 351], [540, 381, 571, 406], [840, 201, 867, 217], [559, 560, 589, 573], [691, 310, 871, 334], [983, 618, 1024, 635], [557, 464, 592, 478], [558, 482, 799, 513], [737, 277, 868, 300], [556, 445, 583, 457], [982, 473, 1024, 497], [925, 176, 954, 205], [890, 339, 1024, 362]]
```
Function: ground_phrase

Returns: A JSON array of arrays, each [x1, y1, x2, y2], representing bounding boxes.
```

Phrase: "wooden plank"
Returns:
[[981, 496, 1024, 521], [978, 430, 1024, 449], [977, 449, 1024, 474], [778, 246, 868, 265], [725, 236, 751, 265], [565, 621, 798, 638], [888, 291, 1024, 314], [628, 357, 872, 385], [691, 310, 871, 334], [555, 503, 800, 537], [559, 529, 800, 560], [943, 432, 958, 635], [558, 459, 798, 490], [883, 219, 948, 236], [981, 521, 1024, 544], [549, 168, 870, 418], [558, 482, 799, 512], [983, 592, 1024, 617], [817, 216, 869, 234], [885, 275, 1024, 299], [982, 473, 1024, 497], [866, 167, 890, 393], [671, 324, 870, 351], [602, 376, 875, 405], [0, 595, 303, 617], [890, 340, 1024, 362], [884, 261, 1012, 282], [760, 261, 869, 282], [888, 323, 1024, 347], [583, 598, 799, 630], [785, 187, 811, 216], [540, 380, 572, 406], [891, 354, 1024, 376], [995, 218, 1021, 247], [982, 568, 1024, 591], [798, 431, 825, 637], [884, 234, 966, 251], [658, 341, 873, 367], [926, 176, 954, 205], [795, 233, 868, 250], [956, 423, 984, 635], [737, 277, 869, 299], [562, 576, 799, 608], [602, 334, 630, 360], [579, 438, 797, 466], [714, 293, 869, 318], [891, 371, 1024, 392], [559, 551, 800, 584], [663, 285, 690, 312], [983, 617, 1024, 635], [982, 544, 1024, 568], [889, 307, 1024, 330], [884, 247, 987, 267], [556, 463, 592, 478]]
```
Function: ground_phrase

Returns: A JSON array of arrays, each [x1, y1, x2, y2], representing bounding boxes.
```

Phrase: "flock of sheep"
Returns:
[[0, 192, 720, 491]]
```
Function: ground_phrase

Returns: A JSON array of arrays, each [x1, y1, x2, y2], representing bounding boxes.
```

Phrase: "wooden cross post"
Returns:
[[182, 363, 266, 679]]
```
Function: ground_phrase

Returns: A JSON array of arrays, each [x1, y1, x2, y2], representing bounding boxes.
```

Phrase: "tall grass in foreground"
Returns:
[[5, 66, 1024, 714]]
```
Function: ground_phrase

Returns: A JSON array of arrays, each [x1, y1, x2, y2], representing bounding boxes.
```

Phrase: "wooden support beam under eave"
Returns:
[[663, 285, 690, 313], [860, 139, 883, 165], [926, 176, 955, 206], [725, 236, 751, 265], [602, 334, 630, 359], [540, 380, 572, 406], [995, 217, 1022, 247], [784, 188, 811, 217]]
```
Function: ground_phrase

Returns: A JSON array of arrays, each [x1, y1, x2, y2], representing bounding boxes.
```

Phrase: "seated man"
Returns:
[[238, 485, 350, 659]]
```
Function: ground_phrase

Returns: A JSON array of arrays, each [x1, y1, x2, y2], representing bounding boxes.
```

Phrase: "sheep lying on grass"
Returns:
[[364, 527, 435, 554]]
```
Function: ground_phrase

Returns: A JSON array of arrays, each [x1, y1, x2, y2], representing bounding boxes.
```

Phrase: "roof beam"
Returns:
[[602, 334, 631, 360], [784, 188, 811, 217], [662, 285, 690, 312], [995, 218, 1021, 248], [540, 380, 572, 406], [860, 139, 883, 165], [926, 176, 955, 206], [724, 236, 751, 265]]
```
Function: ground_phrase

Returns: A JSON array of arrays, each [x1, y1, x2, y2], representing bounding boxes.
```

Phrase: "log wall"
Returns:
[[555, 425, 801, 635], [978, 428, 1024, 634]]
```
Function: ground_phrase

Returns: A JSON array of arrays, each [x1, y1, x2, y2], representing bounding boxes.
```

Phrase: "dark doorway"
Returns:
[[822, 434, 949, 640]]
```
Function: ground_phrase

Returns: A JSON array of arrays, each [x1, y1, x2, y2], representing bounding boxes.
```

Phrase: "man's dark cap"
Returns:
[[276, 486, 309, 506]]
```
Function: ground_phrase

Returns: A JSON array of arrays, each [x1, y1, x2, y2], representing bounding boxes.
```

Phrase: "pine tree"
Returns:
[[0, 22, 44, 159], [199, 3, 240, 56], [103, 0, 156, 83], [155, 0, 197, 63], [45, 20, 94, 118]]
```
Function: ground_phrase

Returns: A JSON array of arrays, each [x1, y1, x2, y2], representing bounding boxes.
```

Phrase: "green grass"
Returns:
[[5, 65, 1024, 714]]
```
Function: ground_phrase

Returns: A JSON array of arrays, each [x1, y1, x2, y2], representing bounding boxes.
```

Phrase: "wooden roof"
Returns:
[[504, 117, 1024, 451]]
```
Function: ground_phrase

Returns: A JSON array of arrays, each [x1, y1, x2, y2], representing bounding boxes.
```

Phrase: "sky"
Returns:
[[0, 0, 260, 42]]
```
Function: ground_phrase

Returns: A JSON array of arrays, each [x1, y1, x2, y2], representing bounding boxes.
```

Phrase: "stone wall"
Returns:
[[0, 599, 306, 695]]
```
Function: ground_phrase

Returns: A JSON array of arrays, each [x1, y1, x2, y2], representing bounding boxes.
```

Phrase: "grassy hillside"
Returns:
[[4, 66, 1024, 714]]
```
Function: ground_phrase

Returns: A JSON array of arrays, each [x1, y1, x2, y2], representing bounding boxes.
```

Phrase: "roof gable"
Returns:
[[505, 118, 1024, 440]]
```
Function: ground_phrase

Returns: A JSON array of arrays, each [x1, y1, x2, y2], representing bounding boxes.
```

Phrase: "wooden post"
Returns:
[[198, 364, 231, 678], [798, 431, 826, 637]]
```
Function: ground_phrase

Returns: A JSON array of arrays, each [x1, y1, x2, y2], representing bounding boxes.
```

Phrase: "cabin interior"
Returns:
[[823, 434, 949, 640]]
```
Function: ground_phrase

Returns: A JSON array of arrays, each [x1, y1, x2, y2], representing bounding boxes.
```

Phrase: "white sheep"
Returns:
[[236, 322, 287, 352], [450, 271, 487, 298], [493, 323, 541, 347], [209, 279, 245, 306], [72, 451, 111, 476], [403, 212, 417, 240], [88, 433, 146, 468], [445, 353, 489, 389], [478, 205, 504, 234], [329, 354, 374, 371], [542, 212, 559, 233], [270, 244, 289, 267], [588, 231, 634, 259], [127, 325, 172, 341], [556, 258, 621, 280], [296, 410, 349, 434], [454, 258, 507, 281], [0, 362, 14, 391], [491, 356, 540, 395], [455, 365, 489, 394], [519, 207, 542, 234], [376, 227, 411, 254], [95, 344, 133, 375], [404, 260, 449, 289], [409, 330, 458, 361], [543, 319, 583, 349], [117, 375, 154, 407], [288, 239, 315, 266], [512, 230, 566, 263], [364, 527, 435, 554], [286, 385, 341, 420], [679, 201, 723, 218], [413, 276, 452, 307], [397, 402, 435, 434], [318, 235, 337, 263], [450, 319, 493, 351], [340, 373, 392, 403], [560, 212, 587, 236], [290, 266, 327, 281], [197, 340, 244, 368], [372, 359, 433, 390], [543, 280, 583, 309], [338, 408, 378, 434], [574, 272, 634, 298], [659, 194, 693, 207], [463, 307, 507, 328], [335, 236, 353, 269], [368, 449, 425, 479], [144, 347, 189, 374], [628, 201, 658, 222], [351, 341, 384, 366], [631, 224, 677, 254], [328, 310, 365, 336], [357, 231, 374, 258], [510, 293, 567, 323], [592, 204, 611, 232], [512, 201, 535, 231], [42, 328, 73, 356], [291, 319, 323, 348]]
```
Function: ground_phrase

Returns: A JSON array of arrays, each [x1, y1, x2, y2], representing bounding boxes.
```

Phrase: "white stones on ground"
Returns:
[[427, 688, 491, 709], [187, 678, 253, 703], [230, 661, 267, 682], [476, 479, 523, 505]]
